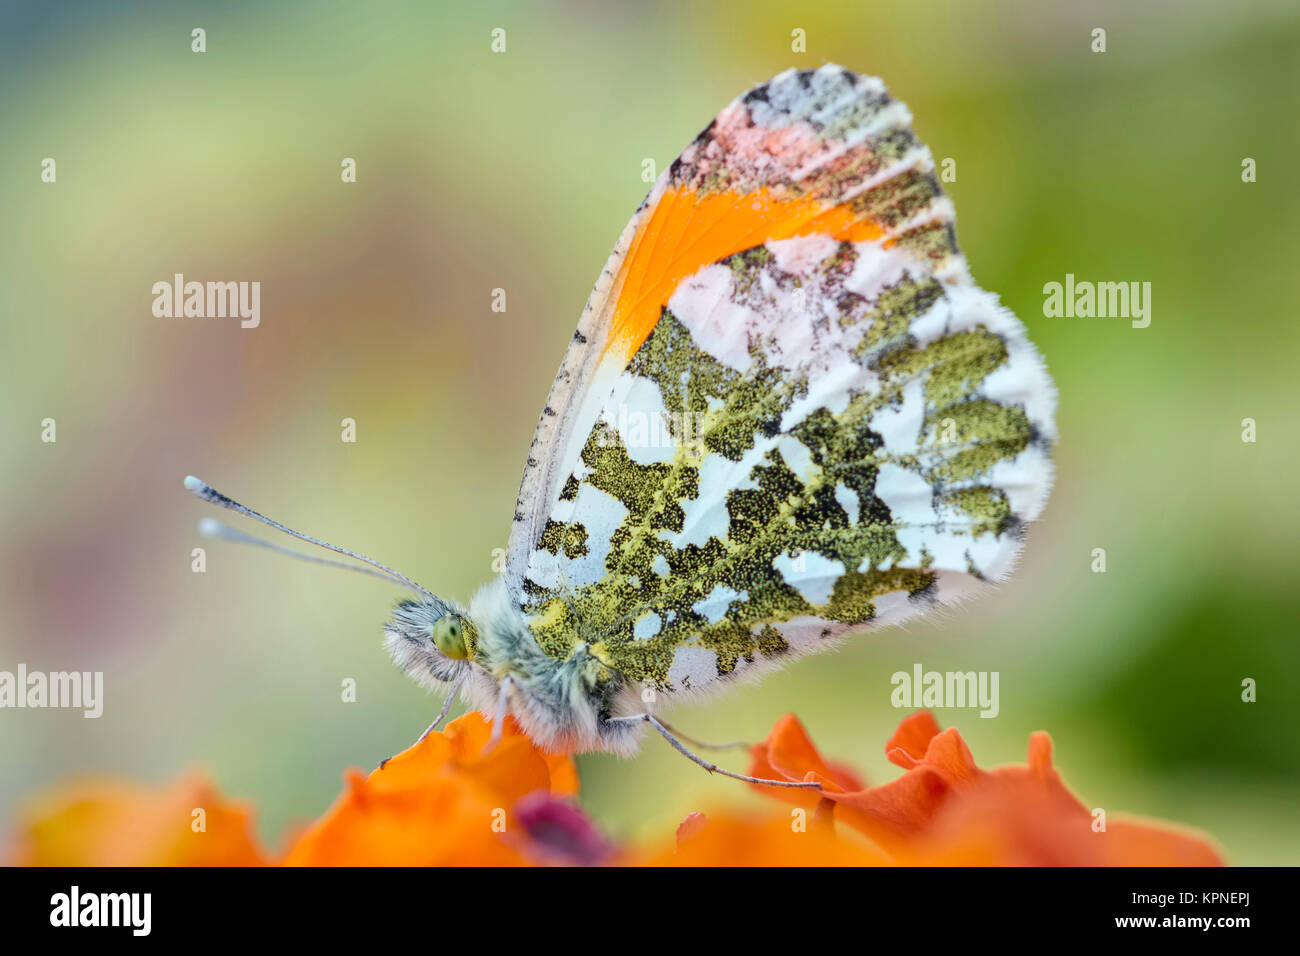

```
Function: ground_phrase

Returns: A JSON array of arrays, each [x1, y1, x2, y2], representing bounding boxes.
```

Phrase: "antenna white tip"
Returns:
[[183, 475, 437, 600], [197, 517, 224, 537]]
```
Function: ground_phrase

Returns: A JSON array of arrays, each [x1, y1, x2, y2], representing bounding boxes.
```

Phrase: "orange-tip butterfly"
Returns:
[[187, 65, 1056, 788]]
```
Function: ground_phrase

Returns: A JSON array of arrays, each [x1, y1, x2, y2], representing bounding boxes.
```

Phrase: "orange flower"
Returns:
[[283, 713, 583, 866], [10, 773, 266, 866], [7, 710, 1225, 867], [746, 711, 1224, 866]]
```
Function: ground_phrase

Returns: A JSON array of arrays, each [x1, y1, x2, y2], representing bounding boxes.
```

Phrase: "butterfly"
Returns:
[[188, 64, 1056, 789]]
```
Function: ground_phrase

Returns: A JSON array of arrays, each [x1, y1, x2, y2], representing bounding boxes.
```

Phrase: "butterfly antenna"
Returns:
[[184, 476, 437, 601], [197, 517, 417, 591]]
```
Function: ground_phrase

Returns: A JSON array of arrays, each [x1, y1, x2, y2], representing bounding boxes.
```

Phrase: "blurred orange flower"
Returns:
[[10, 773, 266, 866], [642, 811, 889, 866], [7, 710, 1224, 866], [743, 712, 1224, 866]]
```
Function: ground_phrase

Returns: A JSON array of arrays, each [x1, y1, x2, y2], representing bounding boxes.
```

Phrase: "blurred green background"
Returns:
[[2, 0, 1297, 864]]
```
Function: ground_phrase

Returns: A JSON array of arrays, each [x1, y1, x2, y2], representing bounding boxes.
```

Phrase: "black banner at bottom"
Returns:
[[0, 865, 1273, 941]]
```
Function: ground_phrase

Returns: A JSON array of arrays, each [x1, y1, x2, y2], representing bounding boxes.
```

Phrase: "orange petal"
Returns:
[[747, 713, 866, 803], [676, 812, 709, 848], [283, 768, 529, 866], [1098, 817, 1225, 867], [884, 710, 943, 769], [917, 727, 980, 784], [900, 781, 1224, 866], [823, 766, 955, 851], [640, 813, 890, 867], [372, 712, 574, 805], [540, 750, 581, 798]]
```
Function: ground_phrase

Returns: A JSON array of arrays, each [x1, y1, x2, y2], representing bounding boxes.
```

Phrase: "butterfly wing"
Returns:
[[508, 65, 1055, 696]]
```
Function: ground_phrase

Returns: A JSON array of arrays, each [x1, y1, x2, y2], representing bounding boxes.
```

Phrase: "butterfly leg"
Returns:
[[378, 671, 468, 770], [417, 671, 468, 743], [482, 674, 514, 754], [610, 713, 822, 790], [654, 719, 748, 752]]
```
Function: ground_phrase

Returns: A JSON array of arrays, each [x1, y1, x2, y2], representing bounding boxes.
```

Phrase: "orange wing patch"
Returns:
[[592, 67, 964, 368], [602, 187, 888, 364]]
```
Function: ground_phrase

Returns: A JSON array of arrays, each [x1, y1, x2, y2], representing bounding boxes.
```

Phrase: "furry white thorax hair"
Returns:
[[383, 575, 649, 756]]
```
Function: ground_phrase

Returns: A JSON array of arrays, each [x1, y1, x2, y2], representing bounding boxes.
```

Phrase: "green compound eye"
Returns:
[[431, 615, 468, 660]]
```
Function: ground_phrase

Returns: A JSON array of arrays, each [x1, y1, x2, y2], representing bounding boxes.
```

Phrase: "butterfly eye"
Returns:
[[431, 615, 468, 660]]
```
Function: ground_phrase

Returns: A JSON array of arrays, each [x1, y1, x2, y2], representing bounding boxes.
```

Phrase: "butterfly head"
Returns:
[[383, 597, 480, 688]]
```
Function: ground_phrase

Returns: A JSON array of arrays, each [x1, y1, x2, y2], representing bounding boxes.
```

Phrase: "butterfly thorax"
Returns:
[[382, 580, 646, 754]]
